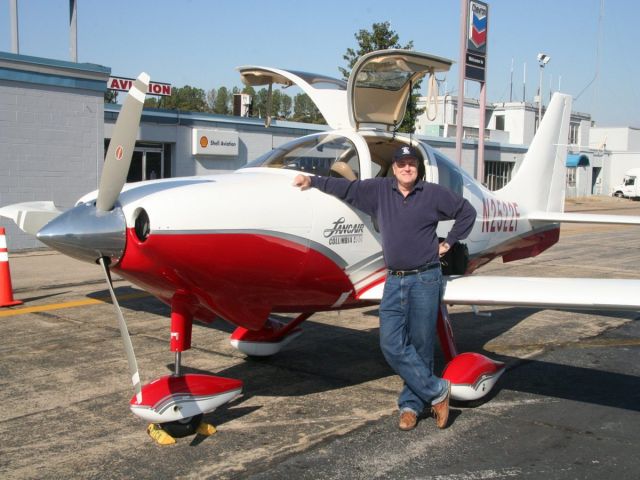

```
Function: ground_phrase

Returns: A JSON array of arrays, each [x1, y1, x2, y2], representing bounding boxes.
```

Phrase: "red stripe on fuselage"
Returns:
[[467, 226, 560, 272], [113, 229, 357, 330], [114, 226, 560, 329]]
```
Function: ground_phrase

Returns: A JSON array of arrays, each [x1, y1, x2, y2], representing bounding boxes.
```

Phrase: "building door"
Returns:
[[126, 147, 164, 182], [591, 167, 602, 195]]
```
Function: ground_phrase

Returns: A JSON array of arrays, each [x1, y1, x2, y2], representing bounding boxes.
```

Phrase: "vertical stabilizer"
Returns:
[[495, 93, 572, 212]]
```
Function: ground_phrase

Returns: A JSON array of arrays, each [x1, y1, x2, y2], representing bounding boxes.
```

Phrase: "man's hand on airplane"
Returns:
[[293, 174, 311, 190]]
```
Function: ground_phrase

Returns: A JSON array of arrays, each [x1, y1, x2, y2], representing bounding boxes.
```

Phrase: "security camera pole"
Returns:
[[537, 53, 550, 125]]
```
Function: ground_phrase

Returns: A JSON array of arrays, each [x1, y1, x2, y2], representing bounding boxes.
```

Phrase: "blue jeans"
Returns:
[[379, 266, 448, 414]]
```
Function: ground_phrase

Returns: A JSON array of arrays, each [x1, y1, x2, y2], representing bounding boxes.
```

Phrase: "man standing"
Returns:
[[293, 145, 476, 430]]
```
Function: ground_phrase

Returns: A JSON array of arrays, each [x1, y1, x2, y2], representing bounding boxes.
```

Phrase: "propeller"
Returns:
[[99, 257, 142, 403], [96, 72, 150, 212], [96, 74, 150, 403]]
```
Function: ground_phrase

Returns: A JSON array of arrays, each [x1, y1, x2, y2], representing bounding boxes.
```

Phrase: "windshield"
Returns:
[[243, 134, 360, 179], [433, 151, 463, 196]]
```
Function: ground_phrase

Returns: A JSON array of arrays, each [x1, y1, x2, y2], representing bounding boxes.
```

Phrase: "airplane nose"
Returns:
[[36, 202, 127, 265]]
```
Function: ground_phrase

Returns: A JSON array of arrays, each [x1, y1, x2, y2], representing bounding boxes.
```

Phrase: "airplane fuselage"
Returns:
[[85, 130, 559, 331]]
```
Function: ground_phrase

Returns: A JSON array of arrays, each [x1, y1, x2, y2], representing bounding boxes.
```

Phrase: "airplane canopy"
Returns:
[[237, 66, 349, 129], [238, 50, 453, 132], [347, 50, 453, 131]]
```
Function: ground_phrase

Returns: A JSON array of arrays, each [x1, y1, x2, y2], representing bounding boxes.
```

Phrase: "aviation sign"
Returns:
[[108, 76, 173, 96]]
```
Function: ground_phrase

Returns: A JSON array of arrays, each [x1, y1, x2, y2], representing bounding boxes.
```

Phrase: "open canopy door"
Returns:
[[347, 50, 453, 131], [237, 66, 349, 129]]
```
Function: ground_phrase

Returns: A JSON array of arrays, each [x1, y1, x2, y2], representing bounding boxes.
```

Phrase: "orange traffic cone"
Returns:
[[0, 227, 23, 307]]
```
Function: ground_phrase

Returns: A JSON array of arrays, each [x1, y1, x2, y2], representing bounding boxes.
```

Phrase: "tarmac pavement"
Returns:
[[0, 196, 639, 479]]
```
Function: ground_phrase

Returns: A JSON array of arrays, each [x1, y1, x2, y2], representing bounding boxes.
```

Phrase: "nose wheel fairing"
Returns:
[[130, 374, 242, 424]]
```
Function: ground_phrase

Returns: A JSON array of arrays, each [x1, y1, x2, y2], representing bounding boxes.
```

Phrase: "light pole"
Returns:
[[537, 53, 550, 127]]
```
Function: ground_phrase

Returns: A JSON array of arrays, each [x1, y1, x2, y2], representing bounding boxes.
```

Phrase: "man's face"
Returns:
[[392, 157, 419, 189]]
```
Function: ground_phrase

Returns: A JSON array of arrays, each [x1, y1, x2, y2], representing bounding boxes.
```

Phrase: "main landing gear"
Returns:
[[227, 306, 504, 404], [437, 304, 505, 402], [229, 313, 311, 357], [131, 295, 243, 445]]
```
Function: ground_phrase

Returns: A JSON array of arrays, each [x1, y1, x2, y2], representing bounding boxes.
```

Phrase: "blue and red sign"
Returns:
[[465, 0, 488, 82], [467, 0, 488, 54]]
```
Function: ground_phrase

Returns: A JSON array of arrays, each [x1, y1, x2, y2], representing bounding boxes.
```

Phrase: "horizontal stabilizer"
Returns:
[[0, 201, 62, 235], [528, 211, 640, 225], [358, 275, 640, 311], [443, 276, 640, 311]]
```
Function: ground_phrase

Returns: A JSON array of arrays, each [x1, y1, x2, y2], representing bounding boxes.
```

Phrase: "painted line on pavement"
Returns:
[[0, 291, 152, 317]]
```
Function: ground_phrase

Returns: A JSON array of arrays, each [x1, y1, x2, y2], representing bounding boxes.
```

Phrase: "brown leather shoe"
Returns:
[[431, 381, 451, 429], [398, 410, 417, 431]]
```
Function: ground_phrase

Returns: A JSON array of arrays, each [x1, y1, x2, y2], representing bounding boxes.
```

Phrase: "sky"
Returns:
[[1, 0, 638, 127]]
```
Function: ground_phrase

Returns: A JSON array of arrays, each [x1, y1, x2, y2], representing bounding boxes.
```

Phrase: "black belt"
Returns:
[[387, 262, 440, 277]]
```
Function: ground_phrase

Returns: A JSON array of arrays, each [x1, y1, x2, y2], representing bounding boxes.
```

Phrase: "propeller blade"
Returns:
[[98, 257, 142, 403], [96, 72, 150, 212]]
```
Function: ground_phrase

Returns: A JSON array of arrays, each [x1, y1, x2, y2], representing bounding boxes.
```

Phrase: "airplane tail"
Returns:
[[495, 93, 572, 213]]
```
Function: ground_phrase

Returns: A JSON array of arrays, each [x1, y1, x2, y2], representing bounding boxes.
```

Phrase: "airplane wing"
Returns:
[[528, 211, 640, 225], [0, 201, 62, 235], [358, 275, 640, 311]]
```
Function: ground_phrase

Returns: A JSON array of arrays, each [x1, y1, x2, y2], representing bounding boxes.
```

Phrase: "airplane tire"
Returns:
[[161, 414, 204, 438]]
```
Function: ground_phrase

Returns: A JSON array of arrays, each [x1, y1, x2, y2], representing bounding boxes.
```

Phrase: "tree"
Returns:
[[163, 85, 207, 112], [104, 90, 118, 103], [213, 86, 230, 114], [280, 93, 292, 119], [144, 97, 160, 108], [271, 90, 282, 119], [252, 88, 269, 118], [206, 88, 216, 111], [340, 21, 421, 133], [292, 93, 323, 124]]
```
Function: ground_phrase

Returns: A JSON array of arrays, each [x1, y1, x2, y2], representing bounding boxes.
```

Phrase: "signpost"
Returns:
[[456, 0, 489, 184]]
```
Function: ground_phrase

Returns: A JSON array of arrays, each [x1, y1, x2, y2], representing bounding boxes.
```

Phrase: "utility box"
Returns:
[[233, 94, 252, 117]]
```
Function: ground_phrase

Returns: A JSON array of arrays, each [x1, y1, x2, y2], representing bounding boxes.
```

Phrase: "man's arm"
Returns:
[[293, 174, 380, 216], [435, 186, 477, 247]]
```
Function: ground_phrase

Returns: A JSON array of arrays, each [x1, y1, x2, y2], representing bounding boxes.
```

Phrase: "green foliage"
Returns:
[[339, 21, 413, 80], [206, 88, 216, 111], [292, 93, 323, 124], [213, 86, 230, 114], [104, 90, 118, 104], [162, 85, 208, 112], [144, 97, 159, 108], [247, 88, 294, 120], [280, 93, 292, 119], [340, 21, 421, 133]]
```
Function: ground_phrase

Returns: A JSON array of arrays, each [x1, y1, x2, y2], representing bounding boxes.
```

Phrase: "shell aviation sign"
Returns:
[[192, 129, 239, 156], [108, 76, 172, 96]]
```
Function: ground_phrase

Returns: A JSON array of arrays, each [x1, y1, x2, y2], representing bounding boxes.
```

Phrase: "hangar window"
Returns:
[[244, 134, 360, 180]]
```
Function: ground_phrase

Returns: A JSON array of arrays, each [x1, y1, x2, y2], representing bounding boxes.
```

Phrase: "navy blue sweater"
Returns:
[[310, 176, 477, 270]]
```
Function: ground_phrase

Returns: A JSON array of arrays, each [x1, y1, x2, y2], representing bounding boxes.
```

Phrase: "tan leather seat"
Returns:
[[330, 162, 357, 181]]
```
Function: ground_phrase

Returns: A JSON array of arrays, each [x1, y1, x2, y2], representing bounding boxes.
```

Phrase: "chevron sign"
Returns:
[[467, 0, 488, 53]]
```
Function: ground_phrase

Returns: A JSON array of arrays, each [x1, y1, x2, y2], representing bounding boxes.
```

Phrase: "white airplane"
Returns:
[[2, 50, 640, 440]]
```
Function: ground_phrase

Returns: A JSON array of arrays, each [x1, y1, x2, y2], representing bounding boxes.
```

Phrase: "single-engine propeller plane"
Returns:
[[2, 50, 640, 442]]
